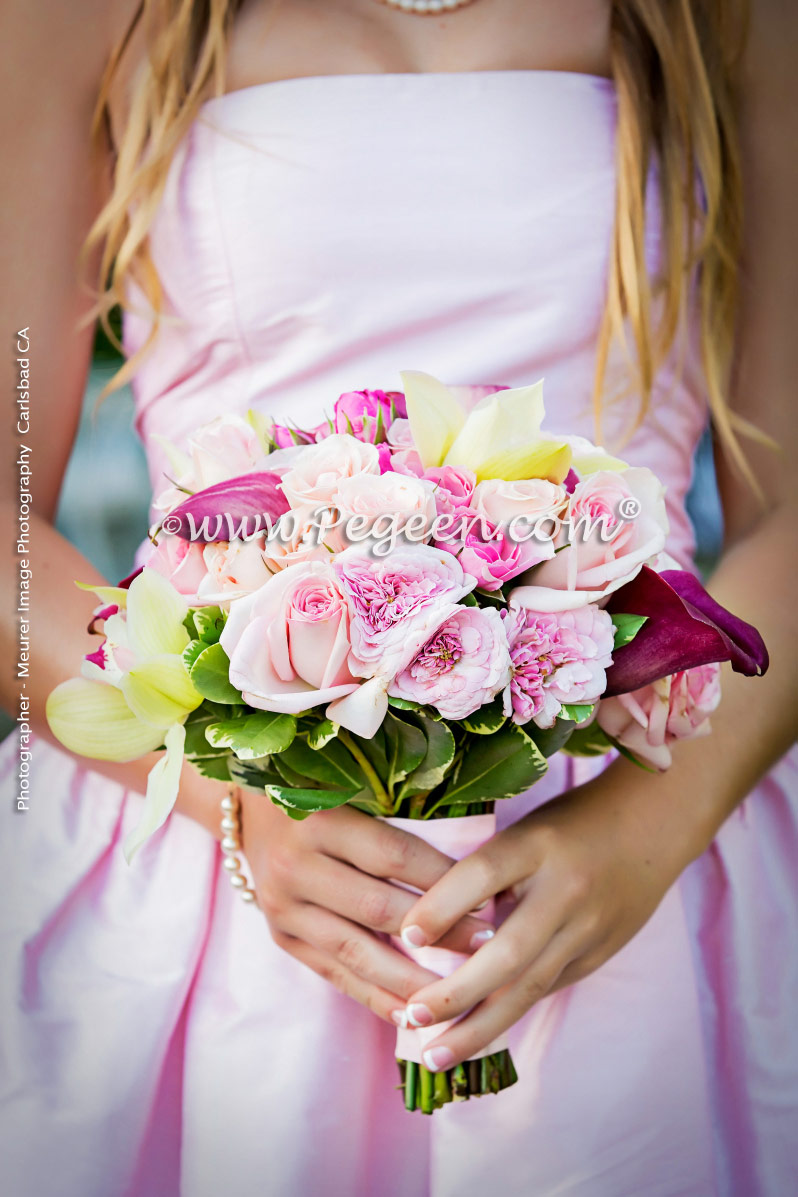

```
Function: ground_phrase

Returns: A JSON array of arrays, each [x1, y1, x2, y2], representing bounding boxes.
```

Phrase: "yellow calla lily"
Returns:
[[46, 678, 167, 761], [401, 371, 573, 482], [401, 370, 466, 467], [123, 723, 187, 864]]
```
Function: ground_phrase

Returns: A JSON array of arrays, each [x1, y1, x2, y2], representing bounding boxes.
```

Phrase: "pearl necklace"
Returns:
[[375, 0, 480, 14]]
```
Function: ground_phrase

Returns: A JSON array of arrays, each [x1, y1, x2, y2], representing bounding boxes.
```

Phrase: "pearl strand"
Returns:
[[220, 785, 257, 904], [375, 0, 480, 15]]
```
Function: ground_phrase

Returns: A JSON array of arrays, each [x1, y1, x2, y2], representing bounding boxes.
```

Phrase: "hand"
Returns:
[[240, 794, 495, 1024], [395, 762, 698, 1071]]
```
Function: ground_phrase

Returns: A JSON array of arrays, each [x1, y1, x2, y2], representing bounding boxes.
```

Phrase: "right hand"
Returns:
[[240, 794, 495, 1024]]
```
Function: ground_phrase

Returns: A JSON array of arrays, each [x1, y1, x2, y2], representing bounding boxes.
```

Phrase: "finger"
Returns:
[[312, 806, 458, 891], [400, 893, 565, 1028], [272, 929, 406, 1024], [282, 903, 440, 1000], [418, 930, 578, 1070], [297, 854, 494, 952], [398, 826, 532, 949]]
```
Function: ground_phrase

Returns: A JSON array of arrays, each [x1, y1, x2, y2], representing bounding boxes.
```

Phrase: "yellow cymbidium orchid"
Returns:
[[401, 371, 573, 483], [46, 569, 203, 861]]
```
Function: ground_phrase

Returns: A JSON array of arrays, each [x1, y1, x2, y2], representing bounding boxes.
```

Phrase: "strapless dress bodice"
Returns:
[[124, 70, 707, 564]]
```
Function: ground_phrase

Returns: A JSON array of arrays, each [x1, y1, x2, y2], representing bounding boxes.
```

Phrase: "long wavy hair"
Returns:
[[87, 0, 761, 486]]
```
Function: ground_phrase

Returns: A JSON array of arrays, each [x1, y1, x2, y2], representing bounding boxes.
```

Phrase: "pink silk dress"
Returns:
[[2, 72, 797, 1196]]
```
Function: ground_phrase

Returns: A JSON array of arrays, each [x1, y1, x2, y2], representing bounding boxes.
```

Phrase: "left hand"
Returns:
[[396, 761, 700, 1071]]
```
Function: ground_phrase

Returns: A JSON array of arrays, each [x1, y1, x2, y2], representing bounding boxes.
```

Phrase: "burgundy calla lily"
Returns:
[[604, 566, 768, 697], [166, 472, 290, 542]]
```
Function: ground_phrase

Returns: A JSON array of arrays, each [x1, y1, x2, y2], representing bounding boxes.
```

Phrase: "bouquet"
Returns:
[[47, 373, 768, 1113]]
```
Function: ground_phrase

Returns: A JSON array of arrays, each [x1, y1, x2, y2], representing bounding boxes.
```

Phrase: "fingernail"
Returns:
[[469, 928, 495, 950], [401, 925, 427, 949], [390, 1009, 408, 1028], [406, 1002, 434, 1028], [423, 1046, 456, 1073]]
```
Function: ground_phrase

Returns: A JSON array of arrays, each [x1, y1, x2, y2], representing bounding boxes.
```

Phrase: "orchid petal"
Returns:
[[121, 655, 202, 726], [46, 677, 166, 761], [123, 723, 186, 863], [401, 371, 466, 468], [75, 581, 129, 609], [126, 569, 190, 659]]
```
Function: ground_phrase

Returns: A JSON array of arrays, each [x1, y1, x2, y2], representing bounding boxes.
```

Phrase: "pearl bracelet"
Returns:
[[220, 785, 257, 904]]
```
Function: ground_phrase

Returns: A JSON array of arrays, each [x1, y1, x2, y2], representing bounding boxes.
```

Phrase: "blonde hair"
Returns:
[[87, 0, 760, 485]]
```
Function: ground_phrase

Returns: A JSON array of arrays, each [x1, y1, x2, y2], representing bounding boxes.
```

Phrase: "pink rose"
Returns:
[[390, 606, 511, 720], [333, 472, 437, 554], [220, 562, 360, 714], [153, 414, 271, 513], [279, 434, 381, 509], [522, 468, 669, 609], [473, 478, 565, 541], [424, 465, 477, 517], [197, 539, 274, 602], [596, 662, 721, 770], [502, 600, 615, 728], [145, 535, 210, 601], [442, 516, 542, 592], [260, 508, 336, 571], [333, 389, 406, 443], [386, 418, 415, 451], [389, 448, 425, 478]]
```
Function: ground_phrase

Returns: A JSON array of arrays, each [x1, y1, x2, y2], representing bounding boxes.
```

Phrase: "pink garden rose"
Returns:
[[597, 662, 721, 770], [472, 477, 566, 541], [389, 606, 511, 720], [260, 508, 335, 572], [386, 418, 415, 451], [220, 562, 360, 714], [502, 599, 615, 728], [333, 389, 406, 443], [520, 467, 669, 609], [279, 434, 381, 509]]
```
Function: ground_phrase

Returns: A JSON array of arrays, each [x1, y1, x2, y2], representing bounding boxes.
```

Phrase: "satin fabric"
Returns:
[[1, 72, 796, 1196]]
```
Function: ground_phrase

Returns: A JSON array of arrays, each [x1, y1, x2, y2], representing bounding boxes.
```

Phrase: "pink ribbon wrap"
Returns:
[[382, 813, 509, 1064]]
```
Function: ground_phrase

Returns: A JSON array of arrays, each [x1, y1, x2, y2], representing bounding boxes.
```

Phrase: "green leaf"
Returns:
[[461, 592, 479, 608], [265, 784, 361, 815], [387, 696, 423, 712], [399, 716, 456, 798], [193, 606, 226, 645], [524, 719, 576, 759], [559, 703, 595, 725], [182, 639, 206, 674], [280, 737, 368, 791], [561, 723, 614, 757], [461, 698, 506, 735], [474, 587, 508, 608], [206, 710, 297, 758], [189, 642, 246, 705], [307, 718, 340, 750], [435, 723, 547, 809], [384, 712, 427, 790], [183, 708, 229, 757], [192, 755, 232, 781], [611, 612, 648, 650]]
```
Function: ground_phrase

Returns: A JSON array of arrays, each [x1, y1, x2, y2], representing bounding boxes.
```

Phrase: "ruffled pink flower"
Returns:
[[280, 435, 381, 509], [502, 601, 615, 728], [145, 535, 210, 601], [597, 662, 721, 770], [390, 606, 511, 720], [334, 544, 476, 681]]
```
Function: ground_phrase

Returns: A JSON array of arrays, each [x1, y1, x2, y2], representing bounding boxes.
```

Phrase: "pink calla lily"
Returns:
[[167, 472, 290, 542], [604, 566, 769, 697]]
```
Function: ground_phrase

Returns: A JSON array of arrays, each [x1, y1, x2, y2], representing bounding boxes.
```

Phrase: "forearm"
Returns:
[[605, 500, 797, 867], [1, 503, 221, 837]]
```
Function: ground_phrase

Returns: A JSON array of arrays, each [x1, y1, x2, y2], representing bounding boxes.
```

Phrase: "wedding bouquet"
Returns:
[[47, 373, 768, 1113]]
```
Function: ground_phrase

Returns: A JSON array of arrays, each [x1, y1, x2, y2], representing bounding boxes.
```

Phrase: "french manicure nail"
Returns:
[[401, 925, 427, 949], [469, 928, 495, 950], [406, 1002, 434, 1028], [423, 1046, 456, 1073], [390, 1009, 408, 1028]]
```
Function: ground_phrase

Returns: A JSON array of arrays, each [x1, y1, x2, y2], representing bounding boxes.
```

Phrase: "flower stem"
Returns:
[[338, 729, 393, 815]]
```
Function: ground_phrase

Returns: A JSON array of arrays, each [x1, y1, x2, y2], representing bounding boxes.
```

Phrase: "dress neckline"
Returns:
[[201, 68, 615, 113]]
